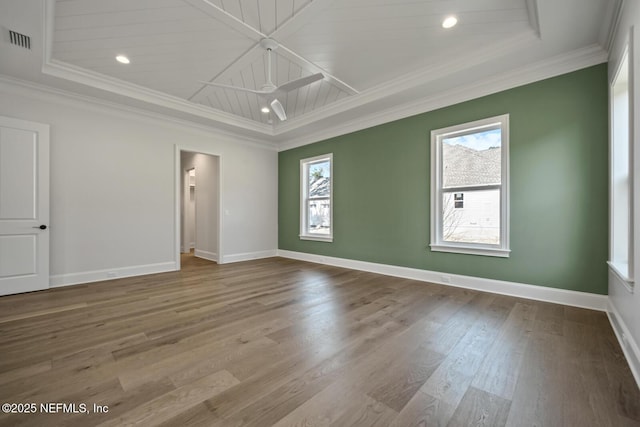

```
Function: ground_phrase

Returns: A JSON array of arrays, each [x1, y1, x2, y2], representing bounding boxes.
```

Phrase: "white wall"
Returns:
[[181, 151, 219, 261], [0, 80, 278, 286], [608, 0, 640, 386]]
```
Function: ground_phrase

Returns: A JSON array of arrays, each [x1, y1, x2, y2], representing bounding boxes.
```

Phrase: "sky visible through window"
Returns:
[[309, 160, 330, 181], [444, 128, 501, 150]]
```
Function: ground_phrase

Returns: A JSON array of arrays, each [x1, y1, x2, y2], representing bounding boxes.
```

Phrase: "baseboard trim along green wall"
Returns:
[[278, 250, 607, 311], [278, 64, 609, 295]]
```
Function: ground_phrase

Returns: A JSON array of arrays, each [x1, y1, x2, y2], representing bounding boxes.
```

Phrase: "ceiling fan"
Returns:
[[200, 39, 324, 121]]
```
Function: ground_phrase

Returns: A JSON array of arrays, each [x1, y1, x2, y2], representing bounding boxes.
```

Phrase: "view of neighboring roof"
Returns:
[[443, 144, 501, 187]]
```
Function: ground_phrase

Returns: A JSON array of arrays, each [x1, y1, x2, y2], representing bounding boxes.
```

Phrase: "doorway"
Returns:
[[177, 149, 221, 269]]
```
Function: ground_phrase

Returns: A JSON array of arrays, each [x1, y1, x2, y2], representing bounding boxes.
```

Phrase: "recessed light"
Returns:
[[261, 107, 270, 113], [115, 55, 130, 64], [442, 16, 458, 29]]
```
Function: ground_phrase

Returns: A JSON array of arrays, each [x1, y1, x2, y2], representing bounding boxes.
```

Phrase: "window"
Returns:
[[300, 154, 333, 242], [454, 193, 464, 209], [609, 45, 634, 287], [430, 115, 510, 257]]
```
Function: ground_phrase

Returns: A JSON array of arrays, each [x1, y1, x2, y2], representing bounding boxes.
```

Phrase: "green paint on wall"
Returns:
[[279, 64, 609, 295]]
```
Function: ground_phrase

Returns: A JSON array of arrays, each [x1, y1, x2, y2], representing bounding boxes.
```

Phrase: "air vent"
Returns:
[[9, 30, 31, 50]]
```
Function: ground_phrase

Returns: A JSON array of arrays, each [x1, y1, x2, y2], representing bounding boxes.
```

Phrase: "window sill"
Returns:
[[607, 261, 634, 293], [430, 244, 510, 258], [299, 234, 333, 243]]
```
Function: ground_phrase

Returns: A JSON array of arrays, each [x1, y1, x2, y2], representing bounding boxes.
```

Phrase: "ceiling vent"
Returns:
[[9, 30, 31, 50]]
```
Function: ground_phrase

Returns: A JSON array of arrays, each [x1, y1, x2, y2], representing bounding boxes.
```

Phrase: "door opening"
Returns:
[[177, 150, 220, 269]]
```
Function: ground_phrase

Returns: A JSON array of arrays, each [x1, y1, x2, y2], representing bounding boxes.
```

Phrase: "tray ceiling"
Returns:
[[50, 0, 537, 126], [0, 0, 616, 146]]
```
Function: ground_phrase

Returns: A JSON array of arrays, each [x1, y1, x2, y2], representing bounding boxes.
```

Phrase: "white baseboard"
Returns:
[[49, 262, 177, 288], [194, 249, 218, 262], [607, 300, 640, 389], [180, 243, 196, 253], [222, 250, 278, 264], [276, 250, 608, 311]]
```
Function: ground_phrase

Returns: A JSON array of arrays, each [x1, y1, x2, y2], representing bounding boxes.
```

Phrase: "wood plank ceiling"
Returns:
[[51, 0, 535, 126]]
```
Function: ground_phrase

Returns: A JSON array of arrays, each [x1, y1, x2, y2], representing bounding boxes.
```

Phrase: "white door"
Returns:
[[0, 116, 50, 296]]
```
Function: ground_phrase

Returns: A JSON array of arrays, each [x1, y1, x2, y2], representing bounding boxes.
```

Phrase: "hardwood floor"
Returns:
[[0, 254, 638, 426]]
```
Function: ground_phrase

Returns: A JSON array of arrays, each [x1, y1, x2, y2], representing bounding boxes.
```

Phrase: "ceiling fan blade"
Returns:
[[277, 73, 324, 93], [198, 81, 271, 95], [270, 99, 287, 121]]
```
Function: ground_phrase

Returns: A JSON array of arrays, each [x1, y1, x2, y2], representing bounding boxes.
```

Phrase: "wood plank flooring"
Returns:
[[0, 254, 638, 426]]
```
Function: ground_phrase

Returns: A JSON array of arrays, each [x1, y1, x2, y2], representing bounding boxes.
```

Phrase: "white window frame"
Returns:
[[608, 39, 635, 291], [300, 153, 333, 242], [430, 114, 510, 257]]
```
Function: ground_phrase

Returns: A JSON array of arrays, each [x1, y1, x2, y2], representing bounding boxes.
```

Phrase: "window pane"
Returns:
[[307, 199, 330, 234], [442, 129, 501, 188], [611, 50, 630, 275], [308, 160, 330, 198], [443, 189, 500, 244], [300, 154, 333, 240]]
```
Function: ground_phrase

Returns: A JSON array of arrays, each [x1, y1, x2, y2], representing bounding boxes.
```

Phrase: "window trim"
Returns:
[[608, 38, 635, 290], [430, 114, 510, 257], [300, 153, 333, 242]]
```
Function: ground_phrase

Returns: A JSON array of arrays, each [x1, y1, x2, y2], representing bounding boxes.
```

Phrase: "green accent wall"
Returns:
[[279, 64, 609, 295]]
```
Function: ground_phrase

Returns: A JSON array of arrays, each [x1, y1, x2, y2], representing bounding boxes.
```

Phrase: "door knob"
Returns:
[[32, 225, 47, 230]]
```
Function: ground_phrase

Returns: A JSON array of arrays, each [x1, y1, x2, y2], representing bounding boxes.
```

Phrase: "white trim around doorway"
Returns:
[[174, 145, 223, 269]]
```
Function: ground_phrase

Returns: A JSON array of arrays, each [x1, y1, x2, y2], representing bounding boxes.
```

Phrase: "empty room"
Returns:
[[0, 0, 639, 426]]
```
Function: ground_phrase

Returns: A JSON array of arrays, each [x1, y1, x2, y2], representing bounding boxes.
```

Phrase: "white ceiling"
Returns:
[[0, 0, 620, 148]]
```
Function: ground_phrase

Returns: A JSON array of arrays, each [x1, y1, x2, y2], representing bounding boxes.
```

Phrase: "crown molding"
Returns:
[[277, 44, 608, 151], [42, 0, 357, 135], [0, 74, 278, 151], [601, 0, 624, 53], [37, 0, 610, 152], [43, 0, 539, 139], [41, 60, 273, 134], [24, 39, 607, 155], [41, 0, 273, 137], [273, 31, 540, 135]]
